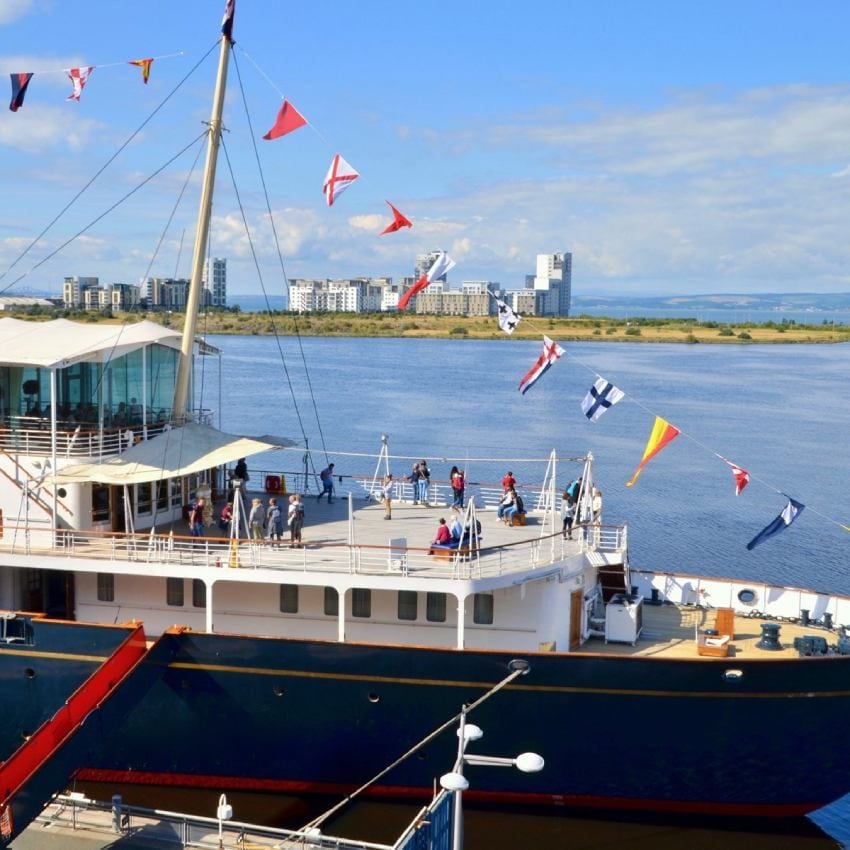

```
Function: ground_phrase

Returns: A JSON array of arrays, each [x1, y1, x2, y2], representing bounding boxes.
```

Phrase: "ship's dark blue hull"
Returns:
[[72, 630, 850, 817], [0, 619, 140, 763]]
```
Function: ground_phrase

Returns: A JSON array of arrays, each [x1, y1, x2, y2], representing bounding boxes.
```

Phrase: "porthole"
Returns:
[[23, 668, 35, 679], [57, 488, 67, 498], [367, 693, 380, 704], [723, 669, 744, 682], [272, 686, 284, 698], [737, 588, 757, 606]]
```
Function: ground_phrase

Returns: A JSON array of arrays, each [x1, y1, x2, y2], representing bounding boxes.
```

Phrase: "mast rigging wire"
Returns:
[[230, 51, 331, 470], [0, 39, 220, 293]]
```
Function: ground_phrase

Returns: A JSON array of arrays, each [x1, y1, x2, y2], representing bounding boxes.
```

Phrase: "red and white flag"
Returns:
[[262, 99, 307, 140], [518, 335, 564, 395], [722, 457, 750, 496], [323, 154, 359, 206], [397, 252, 456, 311], [66, 66, 93, 101]]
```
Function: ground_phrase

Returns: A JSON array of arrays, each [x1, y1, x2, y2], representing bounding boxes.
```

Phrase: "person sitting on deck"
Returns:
[[432, 518, 452, 547], [449, 510, 464, 542], [505, 491, 525, 525], [496, 488, 516, 522]]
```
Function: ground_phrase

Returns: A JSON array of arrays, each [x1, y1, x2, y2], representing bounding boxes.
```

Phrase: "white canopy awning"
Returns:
[[53, 423, 291, 485], [0, 317, 218, 369]]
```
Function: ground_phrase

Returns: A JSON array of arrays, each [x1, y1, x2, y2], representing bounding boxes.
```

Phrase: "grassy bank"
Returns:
[[162, 311, 850, 344], [28, 308, 850, 344]]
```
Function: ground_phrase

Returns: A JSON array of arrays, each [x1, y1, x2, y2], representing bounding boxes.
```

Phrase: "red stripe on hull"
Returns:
[[73, 769, 819, 818]]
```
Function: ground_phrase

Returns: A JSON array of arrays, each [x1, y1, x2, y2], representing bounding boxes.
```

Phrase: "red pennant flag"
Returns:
[[721, 458, 750, 496], [626, 416, 681, 487], [9, 73, 33, 112], [129, 58, 154, 84], [262, 99, 307, 140], [379, 201, 413, 236]]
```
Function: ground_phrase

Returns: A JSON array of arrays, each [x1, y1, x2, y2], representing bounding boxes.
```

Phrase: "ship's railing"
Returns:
[[631, 568, 850, 628], [0, 521, 625, 581], [0, 414, 210, 459], [39, 792, 400, 850]]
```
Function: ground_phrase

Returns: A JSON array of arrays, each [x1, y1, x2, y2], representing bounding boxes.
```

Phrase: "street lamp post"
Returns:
[[439, 707, 544, 850]]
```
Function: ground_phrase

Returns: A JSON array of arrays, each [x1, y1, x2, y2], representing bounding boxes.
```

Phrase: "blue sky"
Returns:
[[2, 0, 850, 298]]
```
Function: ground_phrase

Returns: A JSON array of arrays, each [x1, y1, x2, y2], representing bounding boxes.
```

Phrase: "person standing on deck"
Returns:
[[591, 488, 603, 524], [189, 497, 206, 538], [410, 462, 422, 504], [561, 492, 575, 540], [288, 494, 304, 546], [248, 497, 265, 541], [266, 497, 283, 546], [417, 460, 431, 506], [381, 473, 394, 520], [502, 470, 516, 492], [318, 464, 335, 504], [450, 466, 465, 508]]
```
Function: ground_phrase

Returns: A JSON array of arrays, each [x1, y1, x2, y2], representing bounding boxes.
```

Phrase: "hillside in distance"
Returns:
[[573, 291, 850, 313]]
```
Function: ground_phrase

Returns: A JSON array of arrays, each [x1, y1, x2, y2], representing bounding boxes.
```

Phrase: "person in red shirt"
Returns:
[[432, 518, 452, 546], [502, 470, 516, 492]]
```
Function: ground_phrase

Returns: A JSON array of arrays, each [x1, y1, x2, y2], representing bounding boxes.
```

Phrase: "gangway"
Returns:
[[0, 623, 147, 846]]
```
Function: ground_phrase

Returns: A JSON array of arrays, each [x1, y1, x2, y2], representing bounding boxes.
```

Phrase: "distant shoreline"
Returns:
[[154, 311, 850, 344], [18, 308, 850, 344]]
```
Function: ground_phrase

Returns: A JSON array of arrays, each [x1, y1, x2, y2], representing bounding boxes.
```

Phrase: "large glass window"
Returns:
[[352, 588, 371, 618], [323, 587, 338, 616], [104, 349, 144, 427], [280, 585, 299, 613], [192, 579, 206, 608], [426, 592, 447, 623], [167, 577, 184, 606], [148, 344, 178, 423], [97, 573, 115, 602], [398, 591, 417, 621], [473, 593, 494, 625], [92, 485, 110, 522], [137, 483, 152, 515]]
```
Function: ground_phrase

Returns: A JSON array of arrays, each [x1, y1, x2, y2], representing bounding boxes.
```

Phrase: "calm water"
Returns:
[[185, 334, 850, 848]]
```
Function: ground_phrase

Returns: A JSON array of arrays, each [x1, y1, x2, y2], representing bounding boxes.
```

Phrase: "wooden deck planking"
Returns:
[[576, 603, 833, 660]]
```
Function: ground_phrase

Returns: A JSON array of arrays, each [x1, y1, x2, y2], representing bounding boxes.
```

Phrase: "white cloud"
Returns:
[[0, 1, 37, 25], [0, 106, 102, 152]]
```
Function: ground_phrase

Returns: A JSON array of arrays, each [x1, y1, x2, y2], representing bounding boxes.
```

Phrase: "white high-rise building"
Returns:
[[532, 252, 572, 316], [203, 257, 227, 307]]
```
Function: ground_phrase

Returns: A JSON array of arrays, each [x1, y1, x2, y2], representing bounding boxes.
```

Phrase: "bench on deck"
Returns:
[[697, 607, 735, 657], [428, 539, 480, 559], [509, 512, 527, 527]]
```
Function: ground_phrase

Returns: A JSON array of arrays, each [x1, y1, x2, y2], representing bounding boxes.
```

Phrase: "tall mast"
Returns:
[[172, 5, 234, 423]]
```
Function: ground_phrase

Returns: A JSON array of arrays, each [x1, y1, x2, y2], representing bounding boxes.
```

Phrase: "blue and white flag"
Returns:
[[495, 298, 521, 334], [581, 377, 625, 422], [746, 498, 805, 550]]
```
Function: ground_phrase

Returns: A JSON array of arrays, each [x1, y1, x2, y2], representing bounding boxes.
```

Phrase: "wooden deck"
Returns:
[[576, 602, 832, 660]]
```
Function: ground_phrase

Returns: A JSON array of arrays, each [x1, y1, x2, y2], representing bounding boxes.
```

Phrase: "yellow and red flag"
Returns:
[[129, 58, 154, 84], [626, 416, 680, 487]]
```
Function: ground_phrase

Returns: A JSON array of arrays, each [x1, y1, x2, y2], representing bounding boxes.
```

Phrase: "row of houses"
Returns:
[[62, 259, 227, 311], [290, 252, 573, 316]]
